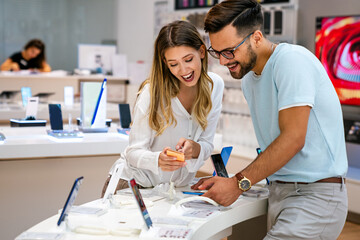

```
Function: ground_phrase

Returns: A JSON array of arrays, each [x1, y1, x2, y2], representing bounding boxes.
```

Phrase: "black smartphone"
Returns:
[[256, 148, 262, 155], [119, 103, 131, 128], [57, 176, 84, 226], [48, 104, 63, 130], [211, 153, 229, 178]]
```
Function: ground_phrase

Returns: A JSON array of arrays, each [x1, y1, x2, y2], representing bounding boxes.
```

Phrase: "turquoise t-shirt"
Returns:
[[241, 43, 348, 182]]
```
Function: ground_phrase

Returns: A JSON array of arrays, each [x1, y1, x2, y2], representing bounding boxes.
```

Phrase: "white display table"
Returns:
[[17, 190, 267, 240], [0, 126, 128, 240]]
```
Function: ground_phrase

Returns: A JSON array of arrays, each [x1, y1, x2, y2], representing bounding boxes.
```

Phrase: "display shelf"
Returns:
[[223, 79, 242, 89], [222, 102, 251, 116]]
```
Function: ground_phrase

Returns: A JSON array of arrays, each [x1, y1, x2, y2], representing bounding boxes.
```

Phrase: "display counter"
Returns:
[[0, 126, 128, 240], [0, 102, 120, 124], [16, 188, 268, 240]]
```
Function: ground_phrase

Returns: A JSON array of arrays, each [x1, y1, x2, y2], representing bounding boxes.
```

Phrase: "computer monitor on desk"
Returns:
[[78, 44, 116, 75]]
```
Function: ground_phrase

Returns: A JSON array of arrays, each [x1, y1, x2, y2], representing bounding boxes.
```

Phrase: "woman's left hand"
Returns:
[[176, 138, 200, 160]]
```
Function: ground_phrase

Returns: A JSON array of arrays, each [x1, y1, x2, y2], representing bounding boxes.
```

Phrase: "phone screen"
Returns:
[[57, 176, 84, 226], [256, 148, 262, 155], [48, 104, 63, 130], [211, 153, 229, 178], [128, 178, 153, 229], [182, 191, 204, 196], [119, 103, 131, 128], [21, 87, 32, 107]]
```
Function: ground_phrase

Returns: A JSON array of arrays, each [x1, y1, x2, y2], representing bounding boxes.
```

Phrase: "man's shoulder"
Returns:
[[275, 44, 312, 60]]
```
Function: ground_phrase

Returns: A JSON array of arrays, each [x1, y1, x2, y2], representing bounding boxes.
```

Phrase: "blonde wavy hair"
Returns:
[[137, 20, 213, 136]]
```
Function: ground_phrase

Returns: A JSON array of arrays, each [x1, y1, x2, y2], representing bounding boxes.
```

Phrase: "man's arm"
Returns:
[[193, 106, 311, 206]]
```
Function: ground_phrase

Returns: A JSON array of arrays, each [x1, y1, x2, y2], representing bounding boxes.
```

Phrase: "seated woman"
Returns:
[[0, 39, 51, 72], [102, 20, 224, 196]]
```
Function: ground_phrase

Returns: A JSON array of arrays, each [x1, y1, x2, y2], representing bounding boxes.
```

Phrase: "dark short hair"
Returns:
[[204, 0, 263, 36]]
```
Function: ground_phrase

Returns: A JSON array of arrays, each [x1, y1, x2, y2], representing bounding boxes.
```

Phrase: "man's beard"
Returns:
[[230, 45, 257, 79]]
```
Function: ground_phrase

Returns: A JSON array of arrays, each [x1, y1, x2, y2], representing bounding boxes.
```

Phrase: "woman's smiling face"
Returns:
[[164, 45, 205, 88]]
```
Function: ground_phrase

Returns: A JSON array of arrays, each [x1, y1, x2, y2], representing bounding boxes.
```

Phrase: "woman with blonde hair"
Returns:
[[102, 20, 223, 194]]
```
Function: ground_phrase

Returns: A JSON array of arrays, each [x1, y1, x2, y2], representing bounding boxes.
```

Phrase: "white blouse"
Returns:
[[109, 72, 224, 187]]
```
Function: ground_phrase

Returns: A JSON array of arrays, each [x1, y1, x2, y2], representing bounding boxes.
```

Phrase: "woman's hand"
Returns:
[[158, 147, 187, 171], [176, 138, 200, 159], [10, 62, 20, 71]]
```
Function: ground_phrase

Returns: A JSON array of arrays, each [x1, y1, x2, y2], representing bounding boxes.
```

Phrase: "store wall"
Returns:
[[116, 0, 158, 64], [0, 0, 117, 72]]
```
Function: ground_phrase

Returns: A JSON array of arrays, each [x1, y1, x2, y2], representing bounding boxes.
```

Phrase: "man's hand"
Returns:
[[191, 176, 242, 206]]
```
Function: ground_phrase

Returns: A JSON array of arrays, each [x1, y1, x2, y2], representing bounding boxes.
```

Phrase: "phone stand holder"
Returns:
[[78, 126, 109, 133], [47, 130, 83, 139], [10, 97, 46, 127], [117, 128, 130, 135], [10, 118, 47, 127]]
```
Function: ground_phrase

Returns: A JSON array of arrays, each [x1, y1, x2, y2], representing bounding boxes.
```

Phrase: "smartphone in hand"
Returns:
[[211, 153, 229, 178]]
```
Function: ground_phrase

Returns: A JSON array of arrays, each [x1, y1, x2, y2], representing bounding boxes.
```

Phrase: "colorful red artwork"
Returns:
[[315, 16, 360, 105]]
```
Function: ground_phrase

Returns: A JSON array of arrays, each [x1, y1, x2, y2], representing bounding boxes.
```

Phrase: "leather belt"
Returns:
[[275, 177, 344, 184]]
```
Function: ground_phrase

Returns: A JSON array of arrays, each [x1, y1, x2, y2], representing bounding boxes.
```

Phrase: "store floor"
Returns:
[[338, 221, 360, 239], [220, 221, 359, 240]]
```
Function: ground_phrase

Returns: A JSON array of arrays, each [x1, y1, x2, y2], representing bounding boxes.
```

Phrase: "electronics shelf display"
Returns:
[[315, 15, 360, 106], [175, 0, 218, 10]]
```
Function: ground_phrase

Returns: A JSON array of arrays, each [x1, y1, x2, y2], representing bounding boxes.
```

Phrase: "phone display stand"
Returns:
[[47, 130, 83, 139], [79, 79, 108, 133], [117, 128, 130, 135], [79, 126, 109, 133], [76, 117, 112, 127], [77, 117, 110, 133], [10, 118, 47, 127], [102, 163, 125, 204], [175, 196, 219, 208], [10, 97, 46, 127]]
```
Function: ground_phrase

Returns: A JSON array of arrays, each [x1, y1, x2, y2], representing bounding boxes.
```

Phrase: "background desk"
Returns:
[[18, 193, 268, 240], [0, 126, 128, 240], [0, 74, 129, 104]]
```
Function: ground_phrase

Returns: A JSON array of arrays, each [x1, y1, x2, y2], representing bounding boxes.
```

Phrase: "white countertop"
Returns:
[[0, 102, 120, 122], [18, 188, 268, 240], [0, 125, 128, 159]]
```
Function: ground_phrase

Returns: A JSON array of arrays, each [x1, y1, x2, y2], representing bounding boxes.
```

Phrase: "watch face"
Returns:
[[240, 179, 251, 190]]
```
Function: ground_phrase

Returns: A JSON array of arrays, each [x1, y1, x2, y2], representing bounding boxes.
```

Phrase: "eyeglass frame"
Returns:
[[207, 32, 254, 60]]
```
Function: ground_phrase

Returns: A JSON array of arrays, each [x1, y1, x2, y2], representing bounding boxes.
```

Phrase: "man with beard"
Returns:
[[192, 0, 348, 239]]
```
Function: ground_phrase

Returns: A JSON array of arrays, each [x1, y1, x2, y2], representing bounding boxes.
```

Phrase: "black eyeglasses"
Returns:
[[208, 32, 254, 59]]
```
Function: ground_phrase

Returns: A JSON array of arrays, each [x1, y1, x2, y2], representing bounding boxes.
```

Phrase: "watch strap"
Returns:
[[235, 172, 245, 181]]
